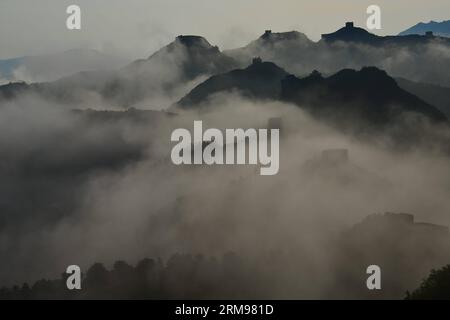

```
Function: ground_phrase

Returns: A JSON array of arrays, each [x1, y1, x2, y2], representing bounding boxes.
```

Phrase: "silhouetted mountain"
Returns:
[[99, 35, 239, 106], [228, 30, 314, 52], [321, 21, 450, 46], [226, 24, 450, 87], [321, 22, 380, 45], [396, 78, 450, 118], [281, 67, 447, 127], [176, 58, 288, 107], [0, 36, 239, 108], [0, 81, 30, 100], [399, 20, 450, 37], [225, 30, 314, 70], [176, 60, 446, 129], [126, 35, 237, 80], [2, 25, 450, 108]]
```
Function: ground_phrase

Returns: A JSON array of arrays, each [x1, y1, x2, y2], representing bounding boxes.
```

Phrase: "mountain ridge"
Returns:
[[399, 20, 450, 37], [176, 58, 288, 107], [176, 59, 447, 130]]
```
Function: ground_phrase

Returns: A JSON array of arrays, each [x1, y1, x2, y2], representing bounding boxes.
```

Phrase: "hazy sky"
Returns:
[[0, 0, 449, 59]]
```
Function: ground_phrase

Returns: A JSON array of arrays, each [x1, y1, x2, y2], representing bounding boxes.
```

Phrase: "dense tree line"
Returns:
[[406, 265, 450, 300], [0, 252, 267, 300]]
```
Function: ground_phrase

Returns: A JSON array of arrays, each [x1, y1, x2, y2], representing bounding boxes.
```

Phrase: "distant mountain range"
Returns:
[[321, 21, 450, 45], [226, 23, 450, 87], [102, 35, 238, 106], [0, 49, 127, 84], [1, 22, 450, 131], [0, 36, 239, 107], [399, 20, 450, 37], [127, 35, 237, 81]]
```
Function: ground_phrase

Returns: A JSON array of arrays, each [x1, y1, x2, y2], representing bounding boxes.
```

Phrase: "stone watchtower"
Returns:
[[345, 22, 354, 28], [252, 57, 262, 65]]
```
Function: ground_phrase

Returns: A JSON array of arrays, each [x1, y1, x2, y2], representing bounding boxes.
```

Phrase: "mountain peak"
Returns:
[[321, 22, 380, 44], [176, 60, 289, 108], [259, 30, 309, 42], [174, 35, 214, 49], [245, 58, 287, 75]]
